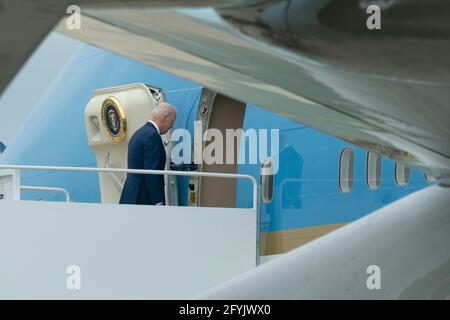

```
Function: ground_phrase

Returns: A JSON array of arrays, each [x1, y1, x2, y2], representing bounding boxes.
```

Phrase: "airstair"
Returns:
[[0, 165, 259, 299]]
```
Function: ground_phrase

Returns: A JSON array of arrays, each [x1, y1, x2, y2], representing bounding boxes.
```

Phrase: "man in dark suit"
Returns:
[[119, 102, 177, 205]]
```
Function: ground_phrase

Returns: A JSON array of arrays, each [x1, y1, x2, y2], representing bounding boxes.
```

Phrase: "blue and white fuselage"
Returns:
[[0, 33, 430, 257]]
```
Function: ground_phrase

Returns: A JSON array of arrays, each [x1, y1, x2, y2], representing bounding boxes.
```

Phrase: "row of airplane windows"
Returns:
[[338, 147, 435, 193]]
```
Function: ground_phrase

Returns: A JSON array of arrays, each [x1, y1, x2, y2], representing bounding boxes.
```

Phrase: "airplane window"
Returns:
[[260, 158, 274, 204], [395, 162, 410, 186], [367, 151, 382, 190], [339, 148, 354, 193]]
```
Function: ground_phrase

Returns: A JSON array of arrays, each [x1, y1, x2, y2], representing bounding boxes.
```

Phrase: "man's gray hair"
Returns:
[[151, 102, 176, 119]]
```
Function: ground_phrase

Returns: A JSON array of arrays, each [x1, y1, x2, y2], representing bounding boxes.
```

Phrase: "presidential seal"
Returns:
[[101, 97, 127, 143]]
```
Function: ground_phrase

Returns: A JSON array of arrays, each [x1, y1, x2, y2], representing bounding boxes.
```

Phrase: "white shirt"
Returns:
[[148, 120, 160, 135], [148, 120, 164, 206]]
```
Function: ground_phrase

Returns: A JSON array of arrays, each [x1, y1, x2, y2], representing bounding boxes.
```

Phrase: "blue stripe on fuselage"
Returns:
[[237, 105, 429, 232]]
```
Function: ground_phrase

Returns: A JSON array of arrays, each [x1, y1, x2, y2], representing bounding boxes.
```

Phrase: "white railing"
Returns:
[[20, 186, 71, 202], [0, 164, 258, 210], [0, 164, 260, 263]]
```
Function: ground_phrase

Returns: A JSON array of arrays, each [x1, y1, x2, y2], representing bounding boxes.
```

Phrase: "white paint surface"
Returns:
[[0, 200, 256, 299], [198, 184, 450, 299]]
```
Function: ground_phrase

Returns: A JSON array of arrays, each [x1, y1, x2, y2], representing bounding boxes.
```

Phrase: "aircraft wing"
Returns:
[[2, 0, 450, 177], [0, 0, 228, 95], [0, 0, 63, 95]]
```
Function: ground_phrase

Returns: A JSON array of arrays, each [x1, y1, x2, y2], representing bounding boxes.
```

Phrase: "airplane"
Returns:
[[0, 1, 449, 299]]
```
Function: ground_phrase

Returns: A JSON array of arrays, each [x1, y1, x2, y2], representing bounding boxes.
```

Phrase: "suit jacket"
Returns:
[[119, 122, 166, 205]]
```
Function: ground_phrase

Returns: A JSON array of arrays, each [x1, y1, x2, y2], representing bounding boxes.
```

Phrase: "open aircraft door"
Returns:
[[187, 89, 246, 208], [84, 83, 178, 205]]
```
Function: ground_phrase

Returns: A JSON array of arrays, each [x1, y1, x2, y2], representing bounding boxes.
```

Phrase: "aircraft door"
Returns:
[[84, 83, 178, 205], [187, 89, 246, 208]]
